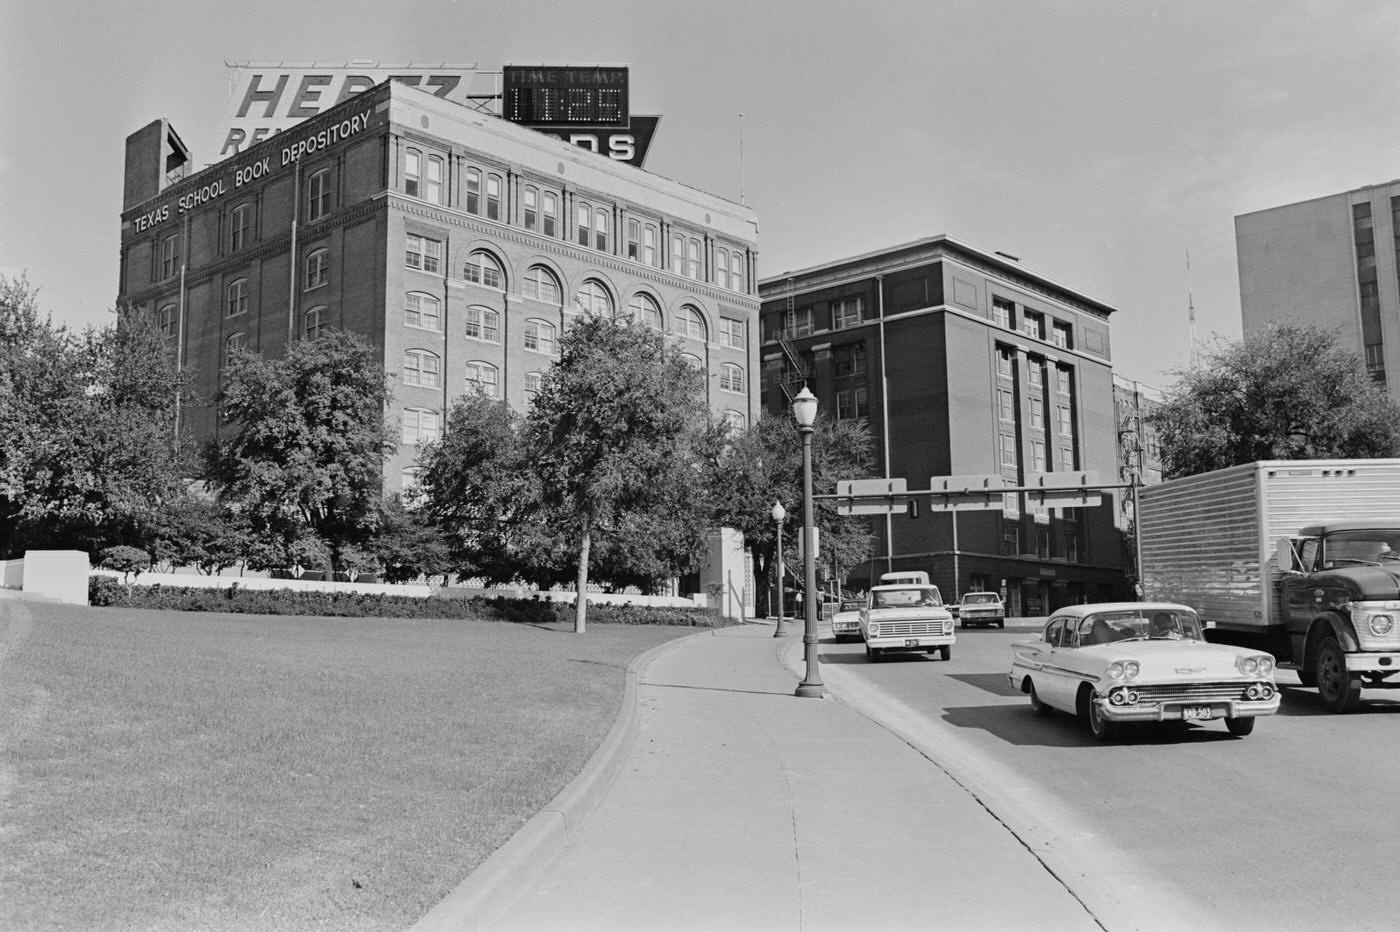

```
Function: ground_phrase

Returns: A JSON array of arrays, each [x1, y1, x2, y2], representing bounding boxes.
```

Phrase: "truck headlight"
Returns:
[[868, 624, 879, 637], [1369, 614, 1394, 637]]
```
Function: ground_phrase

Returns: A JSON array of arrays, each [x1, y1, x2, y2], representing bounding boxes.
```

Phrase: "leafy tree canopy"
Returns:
[[0, 276, 191, 555], [205, 329, 391, 575], [1147, 323, 1400, 479]]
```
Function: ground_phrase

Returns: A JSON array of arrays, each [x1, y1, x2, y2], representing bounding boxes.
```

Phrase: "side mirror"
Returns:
[[1275, 537, 1303, 573]]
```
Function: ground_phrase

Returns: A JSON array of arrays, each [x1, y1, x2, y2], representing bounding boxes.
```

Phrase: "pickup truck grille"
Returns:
[[876, 620, 950, 637], [1132, 682, 1253, 703]]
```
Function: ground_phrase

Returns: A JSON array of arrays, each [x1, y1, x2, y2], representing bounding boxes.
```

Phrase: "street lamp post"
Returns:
[[771, 501, 787, 638], [791, 386, 825, 698]]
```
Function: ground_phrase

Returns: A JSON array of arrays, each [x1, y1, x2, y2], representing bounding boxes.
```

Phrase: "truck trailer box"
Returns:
[[1138, 459, 1400, 632]]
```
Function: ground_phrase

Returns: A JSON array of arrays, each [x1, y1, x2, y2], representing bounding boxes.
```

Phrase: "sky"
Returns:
[[2, 0, 1396, 389]]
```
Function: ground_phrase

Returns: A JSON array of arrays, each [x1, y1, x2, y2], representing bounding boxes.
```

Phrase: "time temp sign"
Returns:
[[503, 65, 629, 126]]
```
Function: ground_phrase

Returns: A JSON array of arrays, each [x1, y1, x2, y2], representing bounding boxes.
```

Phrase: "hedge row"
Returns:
[[87, 576, 732, 627]]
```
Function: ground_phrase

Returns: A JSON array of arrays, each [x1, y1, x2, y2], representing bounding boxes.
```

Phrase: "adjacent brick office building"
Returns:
[[759, 238, 1130, 615], [1236, 179, 1400, 392], [118, 80, 761, 494]]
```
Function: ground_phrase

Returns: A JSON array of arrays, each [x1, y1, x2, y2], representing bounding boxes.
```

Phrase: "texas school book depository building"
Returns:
[[117, 78, 760, 497]]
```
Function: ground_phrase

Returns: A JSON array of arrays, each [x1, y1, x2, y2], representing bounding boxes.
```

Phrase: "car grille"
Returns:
[[876, 620, 950, 637], [1132, 682, 1253, 703]]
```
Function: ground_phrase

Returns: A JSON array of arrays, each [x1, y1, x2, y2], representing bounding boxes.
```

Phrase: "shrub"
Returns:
[[82, 583, 734, 627]]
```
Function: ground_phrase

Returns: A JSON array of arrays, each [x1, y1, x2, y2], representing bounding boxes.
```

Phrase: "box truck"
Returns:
[[1138, 459, 1400, 712]]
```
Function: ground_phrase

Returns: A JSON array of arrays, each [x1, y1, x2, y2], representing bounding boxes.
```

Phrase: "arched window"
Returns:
[[719, 363, 746, 394], [303, 306, 325, 340], [405, 292, 441, 331], [464, 251, 504, 289], [574, 280, 613, 319], [523, 266, 561, 305], [158, 304, 178, 338], [626, 292, 663, 330], [680, 352, 703, 370], [226, 278, 248, 317], [675, 305, 706, 341], [524, 318, 557, 355], [307, 167, 332, 220], [722, 410, 748, 431], [225, 331, 246, 365], [403, 407, 441, 445], [403, 349, 441, 388], [465, 306, 500, 343], [524, 371, 544, 396], [465, 361, 499, 397], [304, 248, 328, 290]]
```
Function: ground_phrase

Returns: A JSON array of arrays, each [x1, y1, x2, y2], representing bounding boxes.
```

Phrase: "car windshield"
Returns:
[[1075, 609, 1203, 646], [841, 600, 864, 612], [872, 587, 942, 608], [1322, 530, 1400, 567], [962, 593, 998, 604]]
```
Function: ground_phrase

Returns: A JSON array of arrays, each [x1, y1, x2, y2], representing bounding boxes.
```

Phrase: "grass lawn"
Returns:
[[0, 598, 695, 930]]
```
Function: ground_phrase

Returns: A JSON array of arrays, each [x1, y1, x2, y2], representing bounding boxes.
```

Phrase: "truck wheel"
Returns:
[[1086, 697, 1119, 742], [1295, 667, 1317, 688], [938, 645, 951, 661], [1314, 636, 1362, 713], [865, 643, 880, 662], [1029, 681, 1053, 716], [1225, 717, 1255, 737]]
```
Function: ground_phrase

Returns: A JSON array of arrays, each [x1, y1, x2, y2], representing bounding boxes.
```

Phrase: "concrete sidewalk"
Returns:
[[415, 623, 1104, 931]]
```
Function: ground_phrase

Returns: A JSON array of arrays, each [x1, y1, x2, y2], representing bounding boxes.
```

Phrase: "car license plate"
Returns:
[[904, 639, 919, 647], [1183, 705, 1215, 720]]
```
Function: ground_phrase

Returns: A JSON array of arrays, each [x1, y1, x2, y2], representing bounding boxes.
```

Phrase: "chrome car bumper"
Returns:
[[1095, 694, 1281, 722], [866, 634, 955, 651]]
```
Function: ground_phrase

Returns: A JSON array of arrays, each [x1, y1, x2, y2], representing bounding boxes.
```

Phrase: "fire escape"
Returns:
[[778, 290, 809, 404]]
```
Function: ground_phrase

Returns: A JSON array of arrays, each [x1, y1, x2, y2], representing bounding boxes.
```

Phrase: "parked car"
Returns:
[[860, 584, 956, 661], [956, 591, 1005, 628], [830, 599, 865, 641], [1008, 602, 1280, 741]]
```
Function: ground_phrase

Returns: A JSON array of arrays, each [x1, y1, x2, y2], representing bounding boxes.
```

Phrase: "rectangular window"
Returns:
[[542, 192, 557, 237], [1051, 321, 1071, 348], [523, 187, 538, 231], [307, 169, 331, 220], [230, 205, 251, 252], [782, 308, 815, 338], [720, 317, 745, 350], [406, 234, 441, 273], [643, 225, 657, 266], [1003, 524, 1022, 556], [730, 251, 745, 293], [1064, 531, 1080, 563], [834, 343, 868, 377], [836, 387, 869, 421], [671, 233, 685, 274], [997, 389, 1014, 422], [1029, 405, 1044, 431], [1037, 528, 1052, 558], [466, 169, 481, 214], [403, 408, 441, 445], [1057, 366, 1071, 395], [486, 174, 501, 221], [627, 219, 641, 260], [159, 234, 181, 280], [992, 297, 1013, 329], [687, 239, 700, 279], [1021, 311, 1042, 340], [594, 208, 608, 252], [716, 250, 730, 290], [996, 347, 1014, 378], [226, 280, 248, 317], [405, 149, 420, 198], [832, 297, 864, 329], [1000, 433, 1018, 468], [577, 204, 591, 246], [1028, 359, 1043, 387], [1058, 405, 1073, 435], [425, 156, 442, 204], [1032, 439, 1047, 473]]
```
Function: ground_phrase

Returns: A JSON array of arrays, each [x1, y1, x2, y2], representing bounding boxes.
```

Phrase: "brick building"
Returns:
[[760, 237, 1131, 615], [118, 80, 760, 494]]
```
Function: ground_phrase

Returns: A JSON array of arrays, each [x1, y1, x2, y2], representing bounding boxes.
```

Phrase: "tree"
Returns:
[[0, 277, 191, 556], [149, 495, 252, 575], [374, 496, 453, 585], [703, 413, 877, 605], [205, 330, 392, 577], [524, 316, 712, 632], [1147, 324, 1400, 479]]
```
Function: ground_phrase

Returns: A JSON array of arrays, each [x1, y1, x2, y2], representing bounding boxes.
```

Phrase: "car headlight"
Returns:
[[1258, 655, 1274, 675], [1239, 657, 1258, 675], [1369, 614, 1394, 637], [1237, 655, 1274, 676], [868, 624, 879, 637], [1107, 661, 1139, 680]]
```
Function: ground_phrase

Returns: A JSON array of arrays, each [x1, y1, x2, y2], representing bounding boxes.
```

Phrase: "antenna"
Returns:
[[1187, 249, 1200, 367], [738, 112, 746, 206]]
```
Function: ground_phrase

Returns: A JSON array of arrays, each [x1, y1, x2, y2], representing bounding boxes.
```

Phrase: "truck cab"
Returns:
[[859, 583, 955, 662], [1276, 520, 1400, 712]]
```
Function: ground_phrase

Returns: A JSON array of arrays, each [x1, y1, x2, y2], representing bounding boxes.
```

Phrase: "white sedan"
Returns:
[[1009, 602, 1280, 741]]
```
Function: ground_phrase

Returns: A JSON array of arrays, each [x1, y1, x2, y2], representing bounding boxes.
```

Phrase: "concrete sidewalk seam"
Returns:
[[410, 626, 720, 932]]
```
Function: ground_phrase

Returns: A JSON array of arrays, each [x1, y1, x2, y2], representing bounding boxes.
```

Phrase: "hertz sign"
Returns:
[[503, 65, 659, 168]]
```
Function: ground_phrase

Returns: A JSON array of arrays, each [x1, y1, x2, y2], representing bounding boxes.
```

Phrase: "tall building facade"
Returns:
[[118, 80, 760, 494], [1235, 179, 1400, 390], [759, 237, 1130, 616]]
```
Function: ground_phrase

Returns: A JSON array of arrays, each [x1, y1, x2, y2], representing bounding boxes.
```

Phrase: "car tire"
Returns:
[[938, 645, 951, 661], [866, 642, 880, 662], [1225, 716, 1255, 737], [996, 620, 1005, 629], [1314, 636, 1362, 713], [1086, 695, 1120, 742], [1029, 681, 1053, 716]]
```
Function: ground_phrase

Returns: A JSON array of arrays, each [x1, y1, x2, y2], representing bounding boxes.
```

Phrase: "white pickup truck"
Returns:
[[859, 583, 956, 662]]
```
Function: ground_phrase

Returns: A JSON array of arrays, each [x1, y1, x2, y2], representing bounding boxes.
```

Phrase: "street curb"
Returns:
[[409, 625, 724, 932]]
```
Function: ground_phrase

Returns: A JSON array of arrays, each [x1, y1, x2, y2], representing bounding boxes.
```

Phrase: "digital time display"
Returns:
[[503, 66, 629, 127]]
